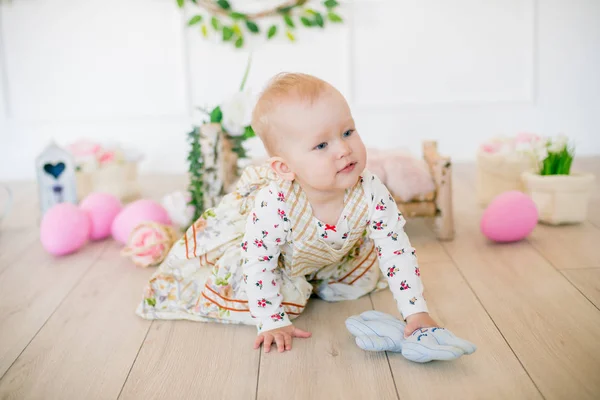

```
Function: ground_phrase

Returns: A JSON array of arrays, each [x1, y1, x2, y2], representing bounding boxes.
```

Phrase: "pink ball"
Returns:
[[111, 199, 171, 244], [40, 203, 90, 256], [80, 193, 122, 241], [481, 191, 538, 243]]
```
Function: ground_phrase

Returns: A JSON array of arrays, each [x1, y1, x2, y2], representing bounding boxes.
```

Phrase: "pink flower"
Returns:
[[480, 142, 502, 154], [67, 139, 101, 158], [121, 222, 177, 268], [515, 132, 541, 143], [98, 150, 116, 165]]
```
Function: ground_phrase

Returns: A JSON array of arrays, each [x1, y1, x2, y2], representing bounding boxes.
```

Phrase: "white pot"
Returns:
[[521, 171, 596, 225]]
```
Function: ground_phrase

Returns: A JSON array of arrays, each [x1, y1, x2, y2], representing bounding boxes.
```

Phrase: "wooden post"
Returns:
[[423, 141, 455, 240]]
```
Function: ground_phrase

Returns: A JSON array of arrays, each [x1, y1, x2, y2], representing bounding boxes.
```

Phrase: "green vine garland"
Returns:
[[186, 126, 205, 222], [177, 0, 343, 48]]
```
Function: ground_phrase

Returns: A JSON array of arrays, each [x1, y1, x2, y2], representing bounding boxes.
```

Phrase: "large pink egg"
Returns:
[[40, 203, 90, 256], [111, 199, 171, 244], [80, 193, 122, 240], [480, 191, 538, 243]]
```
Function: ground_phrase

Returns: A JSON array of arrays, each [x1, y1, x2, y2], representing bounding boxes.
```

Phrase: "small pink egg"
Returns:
[[480, 191, 538, 243], [111, 199, 171, 244], [40, 203, 90, 256], [79, 193, 122, 240]]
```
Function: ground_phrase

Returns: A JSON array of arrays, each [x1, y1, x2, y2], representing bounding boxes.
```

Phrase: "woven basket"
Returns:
[[522, 171, 595, 224], [476, 151, 535, 206], [76, 161, 141, 202]]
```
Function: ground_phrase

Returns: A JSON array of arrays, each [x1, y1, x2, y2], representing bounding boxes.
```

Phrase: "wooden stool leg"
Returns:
[[423, 141, 455, 240]]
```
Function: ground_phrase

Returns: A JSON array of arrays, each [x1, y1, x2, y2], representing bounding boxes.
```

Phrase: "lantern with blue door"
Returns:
[[35, 141, 78, 215]]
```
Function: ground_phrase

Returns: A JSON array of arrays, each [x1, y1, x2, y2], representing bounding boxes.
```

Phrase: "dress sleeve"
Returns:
[[241, 183, 293, 333], [364, 172, 429, 319]]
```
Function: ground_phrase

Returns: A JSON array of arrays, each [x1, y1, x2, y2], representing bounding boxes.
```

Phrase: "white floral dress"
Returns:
[[136, 165, 428, 333]]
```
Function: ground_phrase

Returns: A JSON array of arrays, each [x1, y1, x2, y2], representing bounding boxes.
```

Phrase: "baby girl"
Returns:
[[136, 72, 440, 353]]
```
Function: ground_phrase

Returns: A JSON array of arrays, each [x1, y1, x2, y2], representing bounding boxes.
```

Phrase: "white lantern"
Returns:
[[35, 141, 78, 215]]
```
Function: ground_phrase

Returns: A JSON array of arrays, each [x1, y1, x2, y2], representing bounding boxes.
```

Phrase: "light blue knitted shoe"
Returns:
[[345, 310, 477, 363]]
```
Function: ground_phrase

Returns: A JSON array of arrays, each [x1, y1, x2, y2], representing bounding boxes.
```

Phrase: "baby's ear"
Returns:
[[268, 157, 295, 181]]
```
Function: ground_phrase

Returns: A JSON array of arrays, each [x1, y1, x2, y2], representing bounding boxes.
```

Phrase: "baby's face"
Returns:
[[273, 88, 366, 193]]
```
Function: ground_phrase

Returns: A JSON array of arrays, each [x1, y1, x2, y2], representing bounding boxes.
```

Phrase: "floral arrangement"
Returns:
[[67, 139, 143, 173], [196, 54, 256, 159], [536, 136, 574, 176], [187, 55, 256, 223], [479, 133, 574, 176]]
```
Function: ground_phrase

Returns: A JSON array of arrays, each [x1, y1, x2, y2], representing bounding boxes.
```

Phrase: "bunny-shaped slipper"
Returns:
[[345, 310, 477, 363]]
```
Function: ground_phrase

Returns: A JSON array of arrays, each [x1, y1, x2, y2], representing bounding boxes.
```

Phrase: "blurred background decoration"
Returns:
[[0, 0, 598, 227]]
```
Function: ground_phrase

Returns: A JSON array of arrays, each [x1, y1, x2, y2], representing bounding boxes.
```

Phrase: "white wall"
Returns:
[[1, 0, 599, 181]]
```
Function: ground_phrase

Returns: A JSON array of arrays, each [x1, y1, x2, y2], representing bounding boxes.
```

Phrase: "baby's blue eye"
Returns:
[[343, 130, 354, 138], [315, 142, 328, 150]]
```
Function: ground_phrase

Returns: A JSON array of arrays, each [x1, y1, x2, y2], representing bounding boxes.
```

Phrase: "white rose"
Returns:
[[221, 90, 254, 137], [161, 191, 195, 229]]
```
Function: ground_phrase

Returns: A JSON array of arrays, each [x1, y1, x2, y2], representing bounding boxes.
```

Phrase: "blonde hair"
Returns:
[[251, 72, 332, 155]]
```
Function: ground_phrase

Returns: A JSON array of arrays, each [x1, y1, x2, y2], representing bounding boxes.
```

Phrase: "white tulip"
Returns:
[[548, 134, 569, 153], [535, 146, 548, 163], [221, 90, 254, 137]]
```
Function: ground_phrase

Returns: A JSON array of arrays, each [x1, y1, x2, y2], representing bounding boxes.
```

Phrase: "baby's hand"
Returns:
[[254, 324, 312, 353], [404, 312, 439, 338]]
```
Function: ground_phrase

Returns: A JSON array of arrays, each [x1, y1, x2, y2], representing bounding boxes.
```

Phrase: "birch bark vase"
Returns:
[[521, 171, 596, 225], [199, 122, 239, 209]]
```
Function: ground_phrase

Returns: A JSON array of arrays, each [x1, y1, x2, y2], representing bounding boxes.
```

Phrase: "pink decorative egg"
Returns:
[[111, 199, 171, 244], [40, 203, 90, 256], [480, 191, 538, 243], [79, 193, 122, 240]]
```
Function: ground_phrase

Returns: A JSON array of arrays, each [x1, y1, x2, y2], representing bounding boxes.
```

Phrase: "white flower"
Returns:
[[535, 145, 548, 163], [221, 90, 254, 137], [548, 134, 568, 153], [161, 191, 195, 229]]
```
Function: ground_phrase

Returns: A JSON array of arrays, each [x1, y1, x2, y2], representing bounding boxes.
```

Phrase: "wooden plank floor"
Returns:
[[0, 160, 599, 400]]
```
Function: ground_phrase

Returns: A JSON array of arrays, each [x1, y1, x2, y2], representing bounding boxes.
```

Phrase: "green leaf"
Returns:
[[203, 209, 216, 218], [246, 20, 259, 33], [315, 13, 324, 27], [327, 12, 343, 22], [243, 125, 256, 139], [305, 9, 317, 16], [222, 26, 234, 41], [188, 15, 203, 26], [216, 0, 231, 10], [324, 0, 339, 8], [211, 16, 220, 30], [284, 15, 295, 28], [235, 36, 244, 48], [201, 24, 208, 37], [210, 106, 223, 123], [229, 12, 246, 20], [232, 23, 242, 35], [267, 25, 277, 39], [300, 16, 313, 27], [286, 30, 296, 42], [146, 298, 156, 307], [177, 0, 185, 8]]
